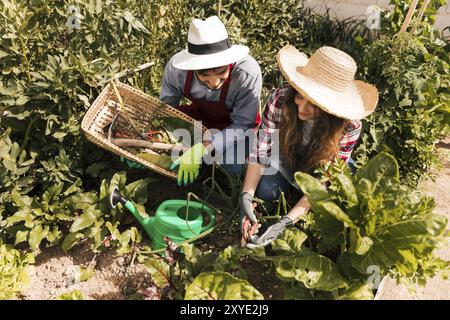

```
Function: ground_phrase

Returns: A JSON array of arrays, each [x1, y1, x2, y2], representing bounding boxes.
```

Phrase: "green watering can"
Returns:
[[110, 187, 215, 250]]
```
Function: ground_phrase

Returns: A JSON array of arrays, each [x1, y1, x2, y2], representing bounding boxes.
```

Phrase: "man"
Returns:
[[160, 16, 262, 187]]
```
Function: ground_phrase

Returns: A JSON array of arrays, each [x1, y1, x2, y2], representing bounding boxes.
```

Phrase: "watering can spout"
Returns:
[[110, 186, 149, 227], [110, 186, 127, 207]]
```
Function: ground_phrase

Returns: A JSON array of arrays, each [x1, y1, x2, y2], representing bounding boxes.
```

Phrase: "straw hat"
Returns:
[[276, 45, 378, 120], [172, 16, 249, 70]]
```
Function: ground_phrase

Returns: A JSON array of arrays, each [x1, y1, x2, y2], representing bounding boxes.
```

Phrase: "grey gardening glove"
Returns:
[[239, 191, 258, 225], [246, 216, 293, 249]]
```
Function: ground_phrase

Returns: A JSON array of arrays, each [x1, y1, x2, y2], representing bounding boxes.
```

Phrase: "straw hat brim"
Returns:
[[276, 46, 378, 120], [172, 45, 249, 70]]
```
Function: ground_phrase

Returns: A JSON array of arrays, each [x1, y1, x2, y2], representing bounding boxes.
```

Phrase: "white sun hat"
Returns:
[[277, 45, 379, 120], [171, 16, 249, 70]]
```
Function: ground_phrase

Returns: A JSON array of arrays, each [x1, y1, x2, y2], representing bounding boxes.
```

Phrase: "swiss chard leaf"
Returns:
[[184, 272, 264, 300]]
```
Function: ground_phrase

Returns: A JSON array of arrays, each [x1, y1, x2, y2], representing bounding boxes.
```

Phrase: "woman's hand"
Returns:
[[246, 195, 310, 249], [239, 192, 257, 224], [246, 216, 293, 248]]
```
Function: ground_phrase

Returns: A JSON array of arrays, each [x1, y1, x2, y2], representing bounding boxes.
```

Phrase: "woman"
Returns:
[[240, 45, 379, 247]]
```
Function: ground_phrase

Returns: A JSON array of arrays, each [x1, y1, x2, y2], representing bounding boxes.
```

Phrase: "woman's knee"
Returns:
[[255, 173, 290, 202]]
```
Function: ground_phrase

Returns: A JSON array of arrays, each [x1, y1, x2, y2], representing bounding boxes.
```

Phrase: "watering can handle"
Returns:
[[201, 209, 216, 233]]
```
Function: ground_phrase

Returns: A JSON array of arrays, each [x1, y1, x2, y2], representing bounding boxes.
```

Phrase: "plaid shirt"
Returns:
[[249, 87, 362, 166]]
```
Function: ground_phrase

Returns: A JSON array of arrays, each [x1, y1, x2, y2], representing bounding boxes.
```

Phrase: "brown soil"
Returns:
[[18, 243, 150, 300]]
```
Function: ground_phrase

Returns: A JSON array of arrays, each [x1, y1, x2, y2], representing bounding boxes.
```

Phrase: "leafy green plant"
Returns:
[[220, 0, 372, 98], [248, 153, 448, 299], [380, 0, 447, 36], [355, 32, 450, 186], [138, 239, 257, 300], [0, 128, 36, 198], [62, 171, 154, 253], [2, 171, 153, 253], [0, 242, 35, 300], [185, 272, 263, 300]]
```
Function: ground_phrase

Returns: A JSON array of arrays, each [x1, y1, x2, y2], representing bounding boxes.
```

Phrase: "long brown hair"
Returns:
[[279, 86, 348, 173]]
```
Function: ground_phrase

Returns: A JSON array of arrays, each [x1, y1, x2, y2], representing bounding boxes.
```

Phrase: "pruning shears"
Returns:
[[240, 214, 261, 248], [140, 130, 165, 142]]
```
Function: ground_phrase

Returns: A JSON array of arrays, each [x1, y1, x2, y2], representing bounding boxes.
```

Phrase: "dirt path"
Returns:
[[377, 140, 450, 300], [19, 242, 151, 300]]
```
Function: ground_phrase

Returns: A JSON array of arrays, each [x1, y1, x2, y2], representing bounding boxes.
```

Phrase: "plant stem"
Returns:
[[217, 0, 222, 18], [19, 115, 39, 154]]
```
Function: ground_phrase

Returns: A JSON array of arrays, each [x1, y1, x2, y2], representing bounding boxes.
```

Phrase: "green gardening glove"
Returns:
[[120, 156, 144, 169], [169, 143, 207, 187]]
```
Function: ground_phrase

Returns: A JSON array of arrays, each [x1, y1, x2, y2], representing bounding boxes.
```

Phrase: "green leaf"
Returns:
[[335, 173, 358, 207], [61, 233, 84, 252], [125, 177, 154, 204], [70, 209, 98, 233], [273, 252, 349, 291], [180, 243, 218, 276], [0, 244, 34, 299], [63, 179, 82, 196], [52, 131, 67, 139], [272, 228, 308, 254], [6, 211, 33, 226], [281, 282, 315, 300], [184, 272, 264, 300], [349, 230, 373, 255], [78, 267, 95, 282], [338, 282, 374, 300], [142, 257, 170, 288], [10, 142, 20, 160], [294, 172, 331, 203], [355, 152, 399, 194], [214, 245, 251, 278], [15, 96, 30, 106], [28, 224, 49, 251], [55, 290, 83, 300], [315, 201, 358, 230], [2, 158, 16, 171], [42, 182, 64, 203], [45, 227, 62, 244], [349, 214, 447, 275], [14, 230, 29, 245], [109, 172, 127, 196]]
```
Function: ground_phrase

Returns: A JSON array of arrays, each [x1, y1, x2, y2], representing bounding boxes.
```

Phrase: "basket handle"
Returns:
[[399, 0, 420, 33], [102, 61, 154, 84]]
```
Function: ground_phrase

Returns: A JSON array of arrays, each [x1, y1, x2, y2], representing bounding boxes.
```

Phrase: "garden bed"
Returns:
[[1, 0, 449, 300]]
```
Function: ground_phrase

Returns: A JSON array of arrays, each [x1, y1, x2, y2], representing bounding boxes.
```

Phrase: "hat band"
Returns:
[[188, 38, 231, 55]]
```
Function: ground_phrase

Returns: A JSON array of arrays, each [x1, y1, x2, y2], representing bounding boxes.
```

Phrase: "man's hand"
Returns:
[[120, 156, 145, 169], [246, 216, 293, 249], [169, 143, 207, 186]]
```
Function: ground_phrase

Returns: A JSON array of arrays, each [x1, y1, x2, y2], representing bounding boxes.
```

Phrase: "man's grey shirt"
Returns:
[[160, 54, 262, 154]]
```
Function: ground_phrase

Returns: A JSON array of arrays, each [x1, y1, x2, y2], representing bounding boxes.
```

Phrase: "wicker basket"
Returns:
[[81, 82, 208, 180]]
